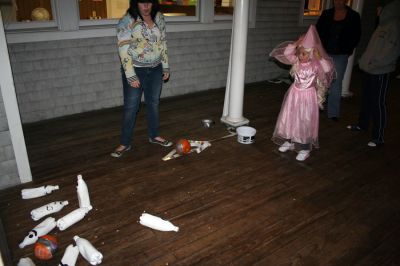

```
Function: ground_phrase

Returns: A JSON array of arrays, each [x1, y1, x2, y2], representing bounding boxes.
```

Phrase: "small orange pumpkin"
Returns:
[[34, 235, 58, 260], [176, 139, 191, 154]]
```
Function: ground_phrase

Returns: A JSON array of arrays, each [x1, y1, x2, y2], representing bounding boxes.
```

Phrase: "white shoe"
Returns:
[[278, 141, 294, 152], [367, 141, 377, 147], [296, 150, 310, 161], [341, 91, 354, 98]]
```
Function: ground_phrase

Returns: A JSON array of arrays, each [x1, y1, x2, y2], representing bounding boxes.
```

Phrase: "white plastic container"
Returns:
[[74, 235, 103, 265], [139, 212, 179, 232], [21, 185, 59, 199], [77, 175, 92, 210], [57, 208, 89, 231], [59, 244, 79, 266], [17, 257, 36, 266], [236, 126, 256, 144], [19, 217, 56, 248], [31, 201, 69, 221]]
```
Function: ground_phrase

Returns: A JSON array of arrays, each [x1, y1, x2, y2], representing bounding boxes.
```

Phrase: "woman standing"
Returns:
[[316, 0, 361, 121], [112, 0, 172, 158]]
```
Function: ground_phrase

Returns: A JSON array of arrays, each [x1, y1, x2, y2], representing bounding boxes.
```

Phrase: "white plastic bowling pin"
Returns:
[[59, 244, 79, 266], [31, 201, 69, 221], [77, 175, 92, 210], [57, 207, 90, 231], [17, 257, 36, 266], [19, 217, 56, 248], [21, 185, 59, 199], [139, 212, 179, 232], [74, 235, 103, 265]]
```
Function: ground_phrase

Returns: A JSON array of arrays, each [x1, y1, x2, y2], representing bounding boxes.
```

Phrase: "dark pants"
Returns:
[[120, 64, 163, 146], [358, 72, 390, 144], [327, 54, 349, 118]]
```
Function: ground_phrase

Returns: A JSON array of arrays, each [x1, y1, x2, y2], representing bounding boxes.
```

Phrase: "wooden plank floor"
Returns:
[[1, 68, 400, 265]]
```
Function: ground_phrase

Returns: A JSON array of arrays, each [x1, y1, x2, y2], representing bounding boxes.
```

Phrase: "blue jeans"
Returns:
[[327, 54, 349, 118], [120, 64, 163, 146]]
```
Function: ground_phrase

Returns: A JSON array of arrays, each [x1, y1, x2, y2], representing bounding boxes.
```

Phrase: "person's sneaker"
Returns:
[[296, 150, 310, 161], [278, 141, 294, 152], [347, 125, 363, 131], [341, 91, 354, 98], [367, 141, 377, 147], [111, 145, 131, 158], [149, 138, 173, 147], [367, 141, 383, 147]]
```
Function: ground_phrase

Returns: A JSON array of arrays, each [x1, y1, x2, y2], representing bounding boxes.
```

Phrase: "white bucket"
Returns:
[[236, 126, 256, 144]]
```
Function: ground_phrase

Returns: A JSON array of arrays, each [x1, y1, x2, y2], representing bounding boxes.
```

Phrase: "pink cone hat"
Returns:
[[300, 24, 321, 49]]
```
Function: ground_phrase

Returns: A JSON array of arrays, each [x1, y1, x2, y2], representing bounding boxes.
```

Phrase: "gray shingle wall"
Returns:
[[0, 90, 20, 190], [9, 37, 122, 123]]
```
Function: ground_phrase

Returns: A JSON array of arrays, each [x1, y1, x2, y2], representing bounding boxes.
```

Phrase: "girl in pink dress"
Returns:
[[270, 25, 335, 161]]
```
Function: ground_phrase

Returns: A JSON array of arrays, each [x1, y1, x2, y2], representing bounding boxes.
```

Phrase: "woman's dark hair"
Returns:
[[128, 0, 160, 21]]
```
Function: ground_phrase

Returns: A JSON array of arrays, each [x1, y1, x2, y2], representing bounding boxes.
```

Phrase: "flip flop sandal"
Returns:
[[110, 145, 132, 158]]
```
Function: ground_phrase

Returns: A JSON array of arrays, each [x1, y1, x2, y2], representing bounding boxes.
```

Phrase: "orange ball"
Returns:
[[34, 235, 58, 260], [176, 139, 191, 154]]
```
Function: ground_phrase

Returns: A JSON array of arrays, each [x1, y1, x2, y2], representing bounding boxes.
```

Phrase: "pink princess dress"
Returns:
[[270, 25, 334, 151]]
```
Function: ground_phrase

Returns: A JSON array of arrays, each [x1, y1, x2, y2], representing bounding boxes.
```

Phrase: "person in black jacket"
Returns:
[[316, 0, 361, 121], [347, 0, 400, 147]]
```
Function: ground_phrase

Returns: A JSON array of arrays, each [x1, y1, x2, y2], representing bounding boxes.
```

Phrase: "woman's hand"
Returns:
[[163, 73, 170, 81], [129, 80, 140, 88]]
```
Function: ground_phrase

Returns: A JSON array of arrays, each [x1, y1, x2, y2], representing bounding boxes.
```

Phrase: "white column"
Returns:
[[222, 12, 234, 118], [0, 12, 32, 183], [342, 0, 364, 97], [221, 0, 249, 127]]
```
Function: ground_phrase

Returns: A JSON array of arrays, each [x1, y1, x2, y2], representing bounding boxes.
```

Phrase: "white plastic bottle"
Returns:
[[59, 244, 79, 266], [139, 212, 179, 232], [19, 217, 56, 248], [57, 208, 89, 231], [31, 201, 69, 221], [17, 257, 36, 266], [77, 175, 92, 210], [21, 185, 59, 199], [74, 235, 103, 265]]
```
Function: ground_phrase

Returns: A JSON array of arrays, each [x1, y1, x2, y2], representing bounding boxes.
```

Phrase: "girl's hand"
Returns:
[[130, 80, 140, 88], [163, 73, 170, 81]]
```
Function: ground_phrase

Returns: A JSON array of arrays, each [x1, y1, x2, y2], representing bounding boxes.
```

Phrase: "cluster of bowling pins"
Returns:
[[18, 175, 102, 265], [17, 174, 180, 265]]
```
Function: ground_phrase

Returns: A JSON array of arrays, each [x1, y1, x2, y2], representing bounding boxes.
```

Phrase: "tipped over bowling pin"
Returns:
[[57, 207, 90, 231], [77, 175, 92, 209], [74, 235, 103, 265], [31, 201, 69, 221], [139, 212, 179, 232], [21, 185, 59, 199], [17, 257, 36, 266], [19, 217, 56, 248], [59, 244, 79, 266]]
